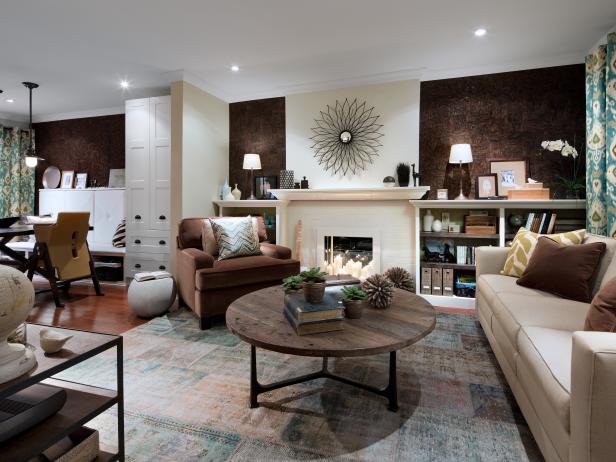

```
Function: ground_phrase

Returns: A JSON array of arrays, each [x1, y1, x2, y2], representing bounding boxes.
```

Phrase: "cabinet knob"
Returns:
[[159, 265, 166, 270], [134, 239, 141, 244], [159, 240, 166, 245], [135, 215, 141, 220], [159, 215, 166, 220], [135, 264, 141, 268]]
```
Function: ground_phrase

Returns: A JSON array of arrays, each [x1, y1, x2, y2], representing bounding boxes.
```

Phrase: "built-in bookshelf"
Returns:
[[410, 199, 586, 309]]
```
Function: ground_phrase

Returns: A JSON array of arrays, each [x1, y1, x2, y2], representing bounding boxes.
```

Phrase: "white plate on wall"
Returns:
[[42, 166, 61, 189]]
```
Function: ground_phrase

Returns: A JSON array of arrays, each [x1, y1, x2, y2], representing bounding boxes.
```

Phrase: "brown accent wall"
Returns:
[[33, 114, 125, 193], [419, 65, 585, 199], [229, 97, 285, 197]]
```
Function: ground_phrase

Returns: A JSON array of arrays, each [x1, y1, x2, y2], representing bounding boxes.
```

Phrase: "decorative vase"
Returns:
[[302, 281, 326, 304], [221, 179, 231, 200], [280, 170, 295, 189], [232, 184, 241, 200], [383, 176, 396, 188], [224, 191, 235, 201], [0, 266, 37, 384], [343, 299, 367, 319], [432, 219, 443, 232], [423, 210, 434, 232]]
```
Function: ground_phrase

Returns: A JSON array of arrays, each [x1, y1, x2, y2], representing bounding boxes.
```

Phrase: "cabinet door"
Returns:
[[94, 189, 125, 245], [125, 98, 150, 230], [148, 96, 170, 231]]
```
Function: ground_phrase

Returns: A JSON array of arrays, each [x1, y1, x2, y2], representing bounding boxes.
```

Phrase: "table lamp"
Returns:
[[243, 153, 261, 200], [449, 144, 473, 200]]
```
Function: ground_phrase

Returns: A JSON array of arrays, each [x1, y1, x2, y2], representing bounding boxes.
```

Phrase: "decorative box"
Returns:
[[464, 215, 497, 234], [51, 427, 99, 462], [279, 170, 294, 189]]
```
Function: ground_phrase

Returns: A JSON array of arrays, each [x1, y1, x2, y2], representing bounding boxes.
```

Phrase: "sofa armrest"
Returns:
[[176, 248, 215, 309], [475, 246, 509, 278], [260, 242, 292, 260], [571, 331, 616, 462]]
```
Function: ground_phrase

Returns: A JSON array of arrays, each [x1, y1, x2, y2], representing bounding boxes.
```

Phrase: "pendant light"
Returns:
[[22, 82, 43, 168]]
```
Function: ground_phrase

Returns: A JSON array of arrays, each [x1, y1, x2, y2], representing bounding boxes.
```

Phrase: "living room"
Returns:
[[0, 1, 615, 461]]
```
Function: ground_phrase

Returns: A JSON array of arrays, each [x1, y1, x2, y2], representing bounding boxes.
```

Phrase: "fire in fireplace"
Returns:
[[321, 235, 376, 280]]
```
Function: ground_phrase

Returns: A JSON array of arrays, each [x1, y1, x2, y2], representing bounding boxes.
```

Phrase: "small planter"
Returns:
[[303, 281, 326, 304], [343, 299, 367, 319]]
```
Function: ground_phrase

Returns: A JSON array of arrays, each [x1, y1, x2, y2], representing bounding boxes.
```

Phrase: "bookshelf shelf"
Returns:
[[421, 262, 475, 270], [420, 232, 499, 239]]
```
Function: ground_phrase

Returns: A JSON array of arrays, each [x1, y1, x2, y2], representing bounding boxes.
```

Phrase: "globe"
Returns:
[[0, 266, 37, 383]]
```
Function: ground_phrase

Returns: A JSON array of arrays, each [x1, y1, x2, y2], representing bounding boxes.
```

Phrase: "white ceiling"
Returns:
[[0, 0, 614, 121]]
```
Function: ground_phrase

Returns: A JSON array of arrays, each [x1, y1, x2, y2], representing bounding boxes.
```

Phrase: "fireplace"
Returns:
[[317, 228, 380, 280]]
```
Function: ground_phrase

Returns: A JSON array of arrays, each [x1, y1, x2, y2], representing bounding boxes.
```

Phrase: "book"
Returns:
[[283, 307, 344, 335], [284, 287, 345, 323], [525, 212, 535, 230], [546, 213, 557, 233], [324, 275, 361, 286], [133, 271, 172, 282]]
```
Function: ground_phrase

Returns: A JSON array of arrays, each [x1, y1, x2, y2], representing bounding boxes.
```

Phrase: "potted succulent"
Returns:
[[282, 275, 303, 293], [341, 285, 368, 319], [300, 267, 328, 303]]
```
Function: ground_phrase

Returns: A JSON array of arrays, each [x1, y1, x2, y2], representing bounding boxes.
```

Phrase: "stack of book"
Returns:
[[524, 211, 557, 234], [284, 286, 346, 335], [456, 246, 476, 265]]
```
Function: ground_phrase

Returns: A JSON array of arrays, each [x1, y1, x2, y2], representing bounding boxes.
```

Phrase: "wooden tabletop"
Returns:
[[226, 286, 436, 357]]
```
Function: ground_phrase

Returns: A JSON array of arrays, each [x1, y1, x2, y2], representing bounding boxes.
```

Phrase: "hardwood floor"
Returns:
[[27, 280, 146, 335]]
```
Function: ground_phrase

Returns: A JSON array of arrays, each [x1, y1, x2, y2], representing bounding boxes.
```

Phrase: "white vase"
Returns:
[[432, 219, 443, 232], [224, 191, 235, 201], [232, 184, 241, 200], [221, 179, 231, 200], [423, 210, 434, 232]]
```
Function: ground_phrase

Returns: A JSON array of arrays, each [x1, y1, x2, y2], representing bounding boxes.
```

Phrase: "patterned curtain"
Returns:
[[586, 33, 616, 237], [0, 126, 35, 217]]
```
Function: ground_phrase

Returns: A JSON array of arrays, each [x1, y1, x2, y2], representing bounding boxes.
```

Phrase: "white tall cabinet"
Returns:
[[125, 96, 171, 278]]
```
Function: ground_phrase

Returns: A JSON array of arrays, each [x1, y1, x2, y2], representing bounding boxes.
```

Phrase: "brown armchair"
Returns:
[[176, 217, 300, 329]]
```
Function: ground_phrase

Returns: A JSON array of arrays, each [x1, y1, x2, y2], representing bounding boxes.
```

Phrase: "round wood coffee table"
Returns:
[[226, 286, 435, 412]]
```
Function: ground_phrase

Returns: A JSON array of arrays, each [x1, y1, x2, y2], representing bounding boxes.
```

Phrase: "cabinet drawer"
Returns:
[[125, 253, 170, 278], [126, 231, 170, 254]]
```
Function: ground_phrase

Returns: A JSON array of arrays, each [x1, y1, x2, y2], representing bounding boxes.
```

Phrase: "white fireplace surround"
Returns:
[[316, 227, 382, 273]]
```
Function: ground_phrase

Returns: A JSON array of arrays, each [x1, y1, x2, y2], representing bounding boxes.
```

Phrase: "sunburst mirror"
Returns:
[[310, 98, 384, 175]]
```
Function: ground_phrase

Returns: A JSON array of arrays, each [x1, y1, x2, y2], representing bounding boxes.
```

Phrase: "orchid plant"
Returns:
[[539, 139, 585, 198]]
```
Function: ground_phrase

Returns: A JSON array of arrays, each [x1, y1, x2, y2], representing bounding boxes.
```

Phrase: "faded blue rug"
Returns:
[[57, 310, 542, 461]]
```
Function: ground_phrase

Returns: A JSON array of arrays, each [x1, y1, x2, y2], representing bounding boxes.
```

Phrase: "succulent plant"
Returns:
[[282, 275, 303, 292], [300, 267, 327, 283], [362, 273, 395, 309], [341, 285, 368, 301], [385, 267, 414, 292]]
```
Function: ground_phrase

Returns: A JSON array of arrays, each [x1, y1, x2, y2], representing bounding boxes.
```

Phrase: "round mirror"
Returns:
[[340, 131, 352, 144]]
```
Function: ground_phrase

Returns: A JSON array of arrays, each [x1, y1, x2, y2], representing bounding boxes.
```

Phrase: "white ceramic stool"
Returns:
[[128, 277, 177, 318]]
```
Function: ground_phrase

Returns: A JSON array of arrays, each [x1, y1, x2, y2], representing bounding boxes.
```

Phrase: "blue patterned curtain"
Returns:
[[0, 126, 35, 217], [586, 33, 616, 237]]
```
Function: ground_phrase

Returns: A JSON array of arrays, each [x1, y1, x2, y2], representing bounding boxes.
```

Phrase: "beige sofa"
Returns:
[[476, 235, 616, 462]]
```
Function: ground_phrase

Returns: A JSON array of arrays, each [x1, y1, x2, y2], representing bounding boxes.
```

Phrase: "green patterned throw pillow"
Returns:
[[211, 217, 261, 260], [501, 227, 586, 277]]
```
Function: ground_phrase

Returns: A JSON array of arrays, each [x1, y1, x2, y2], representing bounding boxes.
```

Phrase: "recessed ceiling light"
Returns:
[[5, 98, 14, 103], [474, 28, 487, 37], [230, 65, 240, 72], [120, 80, 130, 89]]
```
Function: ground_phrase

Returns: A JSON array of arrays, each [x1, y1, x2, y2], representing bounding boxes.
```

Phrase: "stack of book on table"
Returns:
[[284, 286, 347, 335]]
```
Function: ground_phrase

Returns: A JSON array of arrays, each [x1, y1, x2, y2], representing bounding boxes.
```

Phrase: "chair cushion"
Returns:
[[211, 217, 261, 260], [202, 216, 264, 256], [585, 276, 616, 332], [500, 227, 585, 277], [195, 255, 300, 290]]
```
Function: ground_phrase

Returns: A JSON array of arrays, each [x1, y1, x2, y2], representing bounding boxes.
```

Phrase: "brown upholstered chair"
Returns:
[[176, 217, 300, 329]]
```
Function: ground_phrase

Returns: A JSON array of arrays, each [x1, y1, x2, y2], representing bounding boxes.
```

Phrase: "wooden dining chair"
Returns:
[[27, 212, 103, 307]]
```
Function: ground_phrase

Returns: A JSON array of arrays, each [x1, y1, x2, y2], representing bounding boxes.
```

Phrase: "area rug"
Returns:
[[57, 309, 543, 461]]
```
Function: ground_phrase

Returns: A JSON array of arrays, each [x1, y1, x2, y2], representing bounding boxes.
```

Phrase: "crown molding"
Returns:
[[162, 70, 232, 102], [30, 106, 125, 123]]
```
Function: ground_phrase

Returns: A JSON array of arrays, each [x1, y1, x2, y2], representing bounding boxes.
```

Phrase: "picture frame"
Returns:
[[254, 175, 278, 200], [75, 173, 88, 189], [436, 188, 448, 200], [475, 173, 498, 199], [489, 159, 529, 197], [108, 168, 125, 188], [60, 170, 75, 189]]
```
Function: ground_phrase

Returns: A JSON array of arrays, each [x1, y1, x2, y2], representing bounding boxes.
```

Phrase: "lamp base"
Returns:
[[248, 194, 256, 200], [454, 191, 468, 200]]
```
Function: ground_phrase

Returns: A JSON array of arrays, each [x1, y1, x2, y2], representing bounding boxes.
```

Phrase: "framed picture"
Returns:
[[254, 175, 278, 200], [60, 170, 75, 189], [436, 188, 448, 200], [475, 174, 498, 199], [489, 159, 529, 197], [108, 168, 125, 188], [75, 173, 88, 189]]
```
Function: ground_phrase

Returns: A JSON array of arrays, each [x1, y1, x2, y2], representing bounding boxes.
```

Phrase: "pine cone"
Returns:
[[385, 267, 414, 292], [362, 273, 395, 309]]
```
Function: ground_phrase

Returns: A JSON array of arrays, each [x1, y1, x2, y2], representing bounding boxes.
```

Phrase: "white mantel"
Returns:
[[270, 187, 430, 201]]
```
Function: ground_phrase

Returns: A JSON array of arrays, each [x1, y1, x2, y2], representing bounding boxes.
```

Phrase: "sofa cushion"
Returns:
[[195, 255, 300, 290], [585, 234, 616, 294], [585, 276, 616, 332], [478, 274, 559, 306], [518, 327, 572, 432]]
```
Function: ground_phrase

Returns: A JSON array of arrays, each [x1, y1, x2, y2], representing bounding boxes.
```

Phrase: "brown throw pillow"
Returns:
[[516, 236, 606, 302], [585, 277, 616, 332]]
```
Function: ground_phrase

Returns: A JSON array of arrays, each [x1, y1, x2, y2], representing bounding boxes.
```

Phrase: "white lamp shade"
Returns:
[[449, 144, 473, 164], [243, 153, 261, 170]]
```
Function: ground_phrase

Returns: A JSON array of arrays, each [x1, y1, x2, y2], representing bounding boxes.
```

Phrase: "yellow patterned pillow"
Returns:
[[501, 227, 586, 277]]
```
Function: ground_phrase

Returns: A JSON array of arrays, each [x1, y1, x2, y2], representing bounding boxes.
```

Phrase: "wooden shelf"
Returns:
[[420, 231, 499, 239], [1, 379, 117, 462], [421, 262, 475, 270]]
